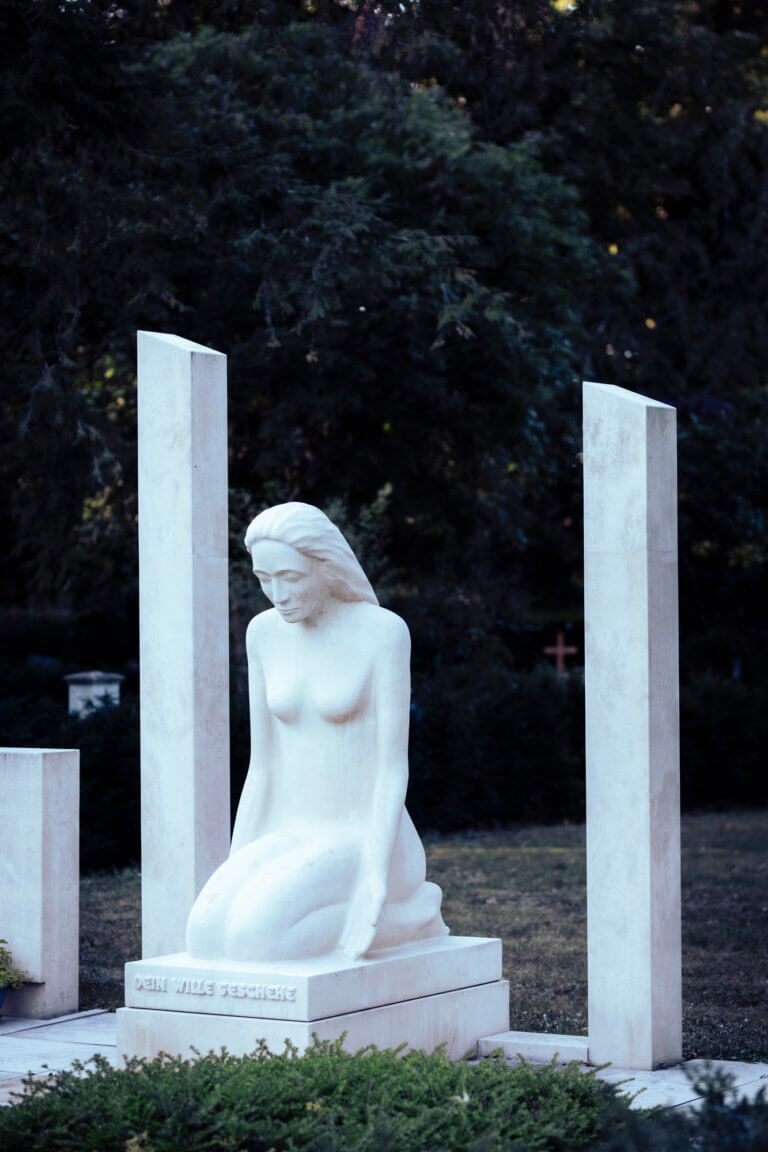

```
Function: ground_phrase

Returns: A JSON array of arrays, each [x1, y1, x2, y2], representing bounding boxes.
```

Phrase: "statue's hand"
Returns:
[[338, 873, 387, 961]]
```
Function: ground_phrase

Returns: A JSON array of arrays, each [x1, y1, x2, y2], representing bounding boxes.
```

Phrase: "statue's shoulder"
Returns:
[[352, 602, 410, 650], [245, 608, 280, 650]]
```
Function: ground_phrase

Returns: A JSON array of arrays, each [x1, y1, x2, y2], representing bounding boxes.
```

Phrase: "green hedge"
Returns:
[[1, 1044, 767, 1151], [0, 1042, 649, 1151]]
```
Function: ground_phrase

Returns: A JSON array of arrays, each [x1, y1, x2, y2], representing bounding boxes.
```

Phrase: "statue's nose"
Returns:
[[272, 579, 290, 605]]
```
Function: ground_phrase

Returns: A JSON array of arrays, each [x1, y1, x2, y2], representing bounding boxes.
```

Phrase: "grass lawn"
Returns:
[[80, 810, 768, 1063]]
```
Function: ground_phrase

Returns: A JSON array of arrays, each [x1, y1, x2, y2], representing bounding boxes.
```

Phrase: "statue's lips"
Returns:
[[277, 607, 302, 619]]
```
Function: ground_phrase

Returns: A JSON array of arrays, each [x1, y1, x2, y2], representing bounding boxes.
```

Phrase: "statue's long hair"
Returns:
[[244, 502, 379, 606]]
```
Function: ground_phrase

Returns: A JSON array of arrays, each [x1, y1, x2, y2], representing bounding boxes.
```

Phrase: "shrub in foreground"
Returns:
[[0, 1041, 634, 1152], [3, 1042, 768, 1151]]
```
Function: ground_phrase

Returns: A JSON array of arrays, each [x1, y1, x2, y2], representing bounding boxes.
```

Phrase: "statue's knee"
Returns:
[[186, 903, 218, 954], [224, 903, 285, 959]]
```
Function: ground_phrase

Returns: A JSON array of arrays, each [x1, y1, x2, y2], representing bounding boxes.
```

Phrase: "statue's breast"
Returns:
[[265, 662, 372, 727], [265, 671, 302, 725]]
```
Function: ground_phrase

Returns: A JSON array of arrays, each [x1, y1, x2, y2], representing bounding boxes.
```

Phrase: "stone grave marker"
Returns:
[[64, 670, 125, 717], [480, 380, 682, 1070], [583, 381, 681, 1069], [0, 748, 79, 1018], [136, 332, 231, 959], [543, 631, 578, 677], [120, 334, 509, 1060], [124, 350, 681, 1069]]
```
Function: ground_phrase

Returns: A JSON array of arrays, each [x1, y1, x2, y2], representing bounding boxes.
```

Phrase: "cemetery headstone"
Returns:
[[118, 497, 508, 1060], [480, 381, 682, 1071], [583, 381, 681, 1069], [64, 670, 125, 717], [0, 748, 79, 1018], [543, 632, 578, 677], [137, 332, 231, 959]]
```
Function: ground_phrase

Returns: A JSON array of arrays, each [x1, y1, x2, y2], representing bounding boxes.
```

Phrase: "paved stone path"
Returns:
[[0, 1011, 118, 1106], [1, 1011, 766, 1111]]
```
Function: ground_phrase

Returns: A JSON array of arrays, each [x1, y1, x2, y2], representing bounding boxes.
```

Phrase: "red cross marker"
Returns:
[[544, 631, 578, 677]]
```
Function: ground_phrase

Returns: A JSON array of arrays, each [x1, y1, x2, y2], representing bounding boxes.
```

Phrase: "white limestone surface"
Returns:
[[583, 381, 681, 1070], [598, 1061, 768, 1111], [6, 1018, 115, 1045], [0, 1036, 116, 1077], [0, 1011, 118, 1107], [185, 504, 447, 965], [137, 332, 230, 958], [117, 980, 510, 1063], [126, 936, 501, 1021], [478, 1031, 589, 1064], [0, 749, 79, 1019]]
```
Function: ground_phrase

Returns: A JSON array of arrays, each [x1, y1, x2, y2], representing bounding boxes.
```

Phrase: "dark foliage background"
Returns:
[[2, 662, 767, 869], [1, 0, 767, 865]]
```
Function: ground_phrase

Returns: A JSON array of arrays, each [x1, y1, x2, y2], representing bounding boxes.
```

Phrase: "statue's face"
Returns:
[[250, 539, 329, 625]]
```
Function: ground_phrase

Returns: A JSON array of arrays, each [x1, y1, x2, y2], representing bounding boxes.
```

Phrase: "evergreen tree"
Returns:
[[1, 9, 599, 644]]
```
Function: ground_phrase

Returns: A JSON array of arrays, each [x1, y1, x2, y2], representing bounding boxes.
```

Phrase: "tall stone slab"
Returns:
[[0, 748, 79, 1018], [583, 381, 681, 1069], [138, 332, 230, 958]]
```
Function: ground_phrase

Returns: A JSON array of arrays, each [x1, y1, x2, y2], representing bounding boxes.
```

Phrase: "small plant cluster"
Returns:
[[0, 939, 27, 991], [1, 1042, 767, 1152]]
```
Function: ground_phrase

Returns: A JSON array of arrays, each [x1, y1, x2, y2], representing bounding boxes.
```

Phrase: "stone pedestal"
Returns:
[[117, 936, 509, 1062], [0, 748, 79, 1018]]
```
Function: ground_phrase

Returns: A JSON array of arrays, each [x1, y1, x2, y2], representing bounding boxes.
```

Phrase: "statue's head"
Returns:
[[244, 502, 378, 607]]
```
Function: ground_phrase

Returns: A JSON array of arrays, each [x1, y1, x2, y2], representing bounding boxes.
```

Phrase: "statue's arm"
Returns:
[[338, 612, 410, 959], [229, 616, 271, 856]]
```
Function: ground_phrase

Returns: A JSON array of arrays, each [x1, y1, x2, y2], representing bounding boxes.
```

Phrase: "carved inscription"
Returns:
[[172, 977, 216, 996], [135, 975, 167, 991], [221, 982, 297, 1001], [134, 973, 297, 1002]]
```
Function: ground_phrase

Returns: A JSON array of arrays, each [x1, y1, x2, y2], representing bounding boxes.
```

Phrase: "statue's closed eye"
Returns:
[[253, 570, 306, 583]]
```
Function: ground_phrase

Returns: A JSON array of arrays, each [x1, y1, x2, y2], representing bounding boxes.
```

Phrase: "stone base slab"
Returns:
[[478, 1030, 589, 1064], [126, 936, 501, 1022], [2, 981, 78, 1022], [117, 979, 509, 1063]]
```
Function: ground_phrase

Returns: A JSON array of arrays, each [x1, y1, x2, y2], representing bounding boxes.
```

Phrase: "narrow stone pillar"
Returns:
[[137, 332, 230, 958], [583, 381, 681, 1069], [0, 748, 79, 1018]]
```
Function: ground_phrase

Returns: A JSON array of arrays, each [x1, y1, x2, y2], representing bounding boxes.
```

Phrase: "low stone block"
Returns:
[[117, 979, 509, 1063], [0, 748, 79, 1019], [477, 1030, 589, 1064]]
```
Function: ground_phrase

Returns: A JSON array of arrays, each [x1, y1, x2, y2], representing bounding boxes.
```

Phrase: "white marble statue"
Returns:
[[186, 502, 447, 963]]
